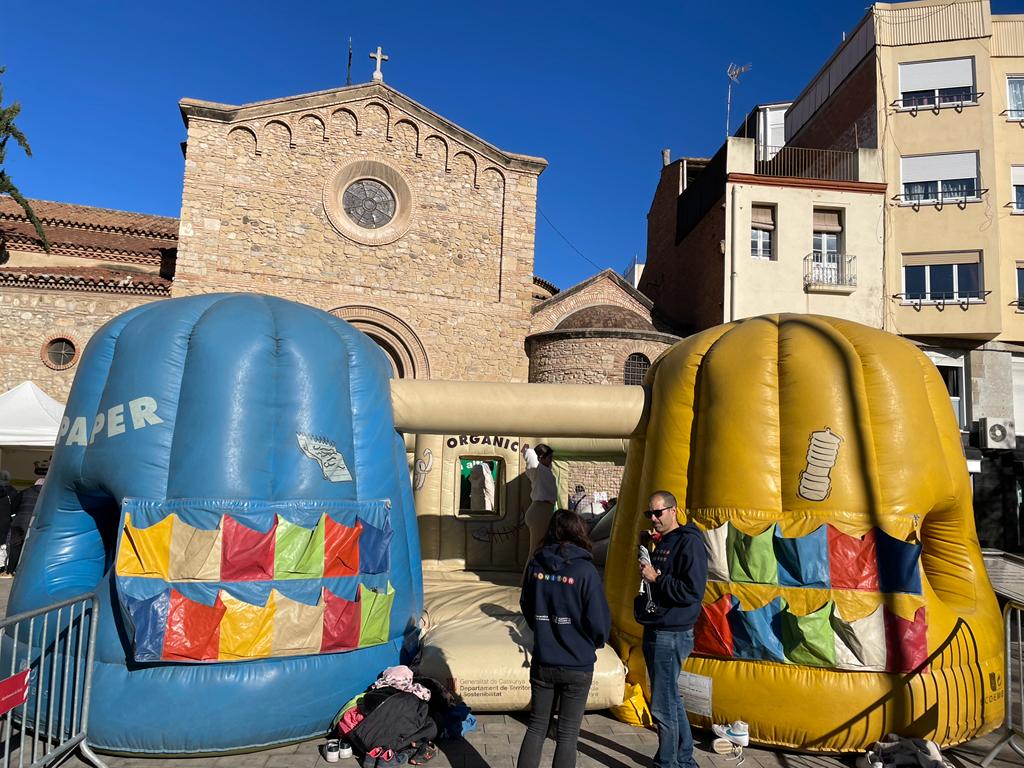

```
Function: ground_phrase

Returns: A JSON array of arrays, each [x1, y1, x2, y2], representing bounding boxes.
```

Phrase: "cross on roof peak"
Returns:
[[369, 46, 389, 82]]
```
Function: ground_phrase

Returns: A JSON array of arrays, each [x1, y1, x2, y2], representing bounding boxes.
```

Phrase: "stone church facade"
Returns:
[[0, 76, 677, 503], [175, 81, 546, 382]]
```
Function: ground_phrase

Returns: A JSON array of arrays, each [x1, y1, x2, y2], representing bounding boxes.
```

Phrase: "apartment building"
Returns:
[[644, 112, 887, 337], [644, 0, 1024, 550]]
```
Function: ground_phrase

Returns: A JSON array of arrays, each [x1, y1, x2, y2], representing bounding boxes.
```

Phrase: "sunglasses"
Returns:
[[644, 506, 673, 519]]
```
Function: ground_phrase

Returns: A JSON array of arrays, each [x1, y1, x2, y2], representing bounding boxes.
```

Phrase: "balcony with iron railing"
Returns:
[[724, 138, 881, 185], [803, 253, 857, 293], [754, 145, 859, 182]]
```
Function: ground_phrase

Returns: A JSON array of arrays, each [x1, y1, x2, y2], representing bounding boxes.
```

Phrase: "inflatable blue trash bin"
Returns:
[[6, 294, 423, 754]]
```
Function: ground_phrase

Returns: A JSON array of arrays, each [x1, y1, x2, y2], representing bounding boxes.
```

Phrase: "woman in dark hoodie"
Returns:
[[517, 509, 611, 768]]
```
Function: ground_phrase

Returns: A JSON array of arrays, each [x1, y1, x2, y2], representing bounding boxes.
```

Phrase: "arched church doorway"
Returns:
[[329, 305, 430, 379]]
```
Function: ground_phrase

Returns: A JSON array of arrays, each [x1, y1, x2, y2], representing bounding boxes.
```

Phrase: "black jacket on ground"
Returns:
[[351, 687, 437, 754], [635, 522, 708, 631], [520, 542, 611, 670]]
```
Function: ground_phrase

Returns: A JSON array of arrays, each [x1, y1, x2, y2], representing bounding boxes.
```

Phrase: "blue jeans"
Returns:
[[517, 664, 593, 768], [642, 628, 695, 768]]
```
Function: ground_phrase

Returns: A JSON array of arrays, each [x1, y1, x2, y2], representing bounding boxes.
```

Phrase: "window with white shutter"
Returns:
[[900, 152, 981, 205], [898, 58, 978, 110]]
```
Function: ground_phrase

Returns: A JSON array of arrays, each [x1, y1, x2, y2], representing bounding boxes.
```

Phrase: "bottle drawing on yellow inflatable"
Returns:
[[797, 427, 842, 502]]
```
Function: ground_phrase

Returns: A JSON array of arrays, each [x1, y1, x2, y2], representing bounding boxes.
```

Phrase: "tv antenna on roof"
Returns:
[[725, 62, 752, 139]]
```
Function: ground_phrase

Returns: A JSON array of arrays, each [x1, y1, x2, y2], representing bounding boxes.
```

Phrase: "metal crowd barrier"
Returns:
[[982, 599, 1024, 766], [0, 592, 106, 768]]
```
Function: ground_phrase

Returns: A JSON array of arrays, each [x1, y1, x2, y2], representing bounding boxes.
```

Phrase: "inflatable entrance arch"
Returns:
[[4, 298, 1003, 754]]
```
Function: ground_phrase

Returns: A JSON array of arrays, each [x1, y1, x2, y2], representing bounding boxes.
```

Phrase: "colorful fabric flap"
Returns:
[[116, 514, 173, 579], [831, 604, 886, 671], [694, 594, 734, 657], [222, 516, 277, 581], [123, 590, 170, 662], [325, 518, 362, 577], [876, 529, 923, 595], [272, 590, 326, 657], [727, 524, 779, 585], [323, 587, 361, 652], [168, 519, 222, 581], [358, 582, 395, 647], [728, 597, 786, 662], [884, 606, 928, 673], [359, 519, 393, 575], [114, 498, 395, 663], [774, 525, 830, 588], [163, 589, 225, 662], [703, 522, 730, 582], [219, 591, 276, 661], [827, 527, 879, 591], [275, 515, 326, 580], [781, 600, 836, 667]]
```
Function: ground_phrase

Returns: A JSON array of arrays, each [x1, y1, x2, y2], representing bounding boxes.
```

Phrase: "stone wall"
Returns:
[[0, 289, 157, 399], [564, 461, 624, 506], [528, 330, 677, 384], [175, 87, 545, 383]]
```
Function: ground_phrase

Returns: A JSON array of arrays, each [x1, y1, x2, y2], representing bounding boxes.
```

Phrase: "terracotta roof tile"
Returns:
[[0, 195, 178, 237], [0, 265, 171, 296]]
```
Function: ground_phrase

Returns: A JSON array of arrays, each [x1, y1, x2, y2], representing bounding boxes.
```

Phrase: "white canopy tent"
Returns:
[[0, 382, 64, 447]]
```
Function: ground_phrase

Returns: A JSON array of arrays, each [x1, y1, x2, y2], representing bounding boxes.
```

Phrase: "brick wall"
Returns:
[[643, 184, 727, 334]]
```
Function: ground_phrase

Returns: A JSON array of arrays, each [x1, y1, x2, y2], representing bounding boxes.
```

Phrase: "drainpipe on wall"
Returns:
[[729, 184, 738, 322]]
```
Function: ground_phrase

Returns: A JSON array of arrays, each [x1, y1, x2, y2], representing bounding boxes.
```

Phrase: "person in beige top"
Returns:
[[523, 444, 556, 560]]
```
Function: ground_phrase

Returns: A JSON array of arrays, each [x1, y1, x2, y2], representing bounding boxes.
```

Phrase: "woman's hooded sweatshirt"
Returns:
[[520, 542, 611, 670]]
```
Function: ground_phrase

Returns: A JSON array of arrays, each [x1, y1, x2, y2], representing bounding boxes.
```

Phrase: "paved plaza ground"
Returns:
[[49, 710, 1020, 768], [0, 581, 1017, 768]]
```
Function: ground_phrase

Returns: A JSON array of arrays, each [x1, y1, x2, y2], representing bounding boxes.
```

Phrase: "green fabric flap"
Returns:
[[358, 582, 394, 647], [274, 515, 326, 580], [726, 523, 779, 585], [782, 601, 837, 667]]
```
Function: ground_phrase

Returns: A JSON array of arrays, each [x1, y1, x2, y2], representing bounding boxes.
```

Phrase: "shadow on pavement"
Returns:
[[437, 738, 489, 768], [577, 727, 652, 765]]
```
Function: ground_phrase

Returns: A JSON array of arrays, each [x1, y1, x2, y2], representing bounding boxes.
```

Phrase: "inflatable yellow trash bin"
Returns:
[[605, 314, 1004, 751]]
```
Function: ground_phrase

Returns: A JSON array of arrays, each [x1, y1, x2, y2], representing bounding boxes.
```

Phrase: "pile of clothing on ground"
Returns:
[[858, 734, 952, 768], [332, 664, 476, 767]]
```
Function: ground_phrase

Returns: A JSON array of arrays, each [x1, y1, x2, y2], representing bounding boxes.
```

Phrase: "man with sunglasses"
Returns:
[[635, 491, 708, 768]]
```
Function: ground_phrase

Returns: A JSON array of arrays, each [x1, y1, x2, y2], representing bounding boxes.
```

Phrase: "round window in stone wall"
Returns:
[[324, 157, 414, 246], [41, 336, 78, 371], [343, 179, 397, 229]]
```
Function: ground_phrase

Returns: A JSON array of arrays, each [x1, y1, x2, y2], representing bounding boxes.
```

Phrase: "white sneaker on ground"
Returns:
[[713, 738, 741, 755], [324, 739, 340, 763], [712, 720, 750, 747]]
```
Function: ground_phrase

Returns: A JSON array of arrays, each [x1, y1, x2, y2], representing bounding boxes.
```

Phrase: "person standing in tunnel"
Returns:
[[523, 444, 557, 561]]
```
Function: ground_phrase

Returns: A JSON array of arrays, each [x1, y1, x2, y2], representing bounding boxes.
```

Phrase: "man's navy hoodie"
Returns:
[[520, 542, 611, 670], [640, 522, 708, 631]]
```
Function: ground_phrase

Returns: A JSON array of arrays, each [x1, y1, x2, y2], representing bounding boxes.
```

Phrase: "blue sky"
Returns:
[[3, 1, 1022, 290]]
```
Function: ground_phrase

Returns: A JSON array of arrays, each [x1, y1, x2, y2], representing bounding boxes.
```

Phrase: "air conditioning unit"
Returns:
[[979, 417, 1016, 450]]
